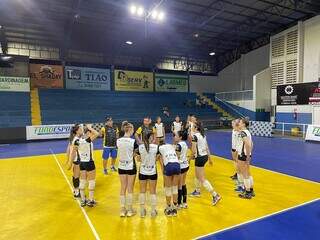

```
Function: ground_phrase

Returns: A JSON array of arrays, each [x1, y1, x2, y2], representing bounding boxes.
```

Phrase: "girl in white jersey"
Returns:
[[158, 142, 181, 217], [137, 132, 158, 218], [230, 119, 240, 181], [117, 122, 138, 217], [66, 124, 81, 198], [171, 115, 183, 136], [174, 130, 189, 209], [236, 118, 254, 199], [190, 121, 221, 205], [68, 124, 99, 207], [154, 116, 165, 145]]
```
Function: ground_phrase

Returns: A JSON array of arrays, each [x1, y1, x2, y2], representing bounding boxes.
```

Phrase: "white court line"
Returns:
[[217, 155, 320, 185], [195, 197, 320, 239], [0, 144, 10, 147], [49, 149, 101, 240]]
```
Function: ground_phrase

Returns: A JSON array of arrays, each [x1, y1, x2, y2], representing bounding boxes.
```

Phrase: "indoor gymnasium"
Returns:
[[1, 0, 320, 240]]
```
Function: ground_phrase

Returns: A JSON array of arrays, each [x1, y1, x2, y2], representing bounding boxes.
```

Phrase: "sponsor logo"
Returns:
[[39, 65, 62, 80], [33, 125, 72, 135], [284, 85, 294, 95], [312, 127, 320, 136], [66, 69, 81, 80]]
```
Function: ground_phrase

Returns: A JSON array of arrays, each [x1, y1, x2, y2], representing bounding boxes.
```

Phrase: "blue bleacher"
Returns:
[[0, 92, 31, 128], [39, 89, 221, 124]]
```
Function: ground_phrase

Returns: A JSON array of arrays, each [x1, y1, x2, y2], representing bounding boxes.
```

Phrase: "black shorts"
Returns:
[[180, 166, 189, 174], [80, 161, 95, 171], [118, 168, 137, 175], [139, 173, 158, 180], [195, 155, 208, 167], [231, 149, 236, 152], [238, 154, 252, 162], [73, 160, 80, 165]]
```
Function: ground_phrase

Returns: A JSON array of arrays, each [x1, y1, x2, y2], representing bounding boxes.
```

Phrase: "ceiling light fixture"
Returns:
[[126, 41, 133, 45], [209, 52, 215, 56]]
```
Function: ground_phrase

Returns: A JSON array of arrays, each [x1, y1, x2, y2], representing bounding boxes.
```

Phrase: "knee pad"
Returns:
[[79, 179, 86, 190], [72, 177, 80, 188], [165, 187, 172, 197], [172, 185, 178, 195], [88, 180, 95, 191]]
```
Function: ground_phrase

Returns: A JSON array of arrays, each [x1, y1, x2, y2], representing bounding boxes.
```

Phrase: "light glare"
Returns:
[[130, 5, 137, 14], [126, 41, 133, 45], [209, 52, 215, 56], [158, 11, 164, 21], [137, 6, 144, 16], [151, 10, 158, 19]]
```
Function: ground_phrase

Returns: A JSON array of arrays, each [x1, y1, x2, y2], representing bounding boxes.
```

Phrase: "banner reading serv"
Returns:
[[114, 70, 153, 92], [0, 76, 30, 92], [155, 73, 188, 92], [65, 66, 111, 90], [30, 63, 64, 89]]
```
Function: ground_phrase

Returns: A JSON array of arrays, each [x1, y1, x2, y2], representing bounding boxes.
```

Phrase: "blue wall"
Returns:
[[223, 102, 270, 121]]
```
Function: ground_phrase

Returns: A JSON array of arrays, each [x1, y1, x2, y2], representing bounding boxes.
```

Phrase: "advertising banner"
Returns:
[[305, 125, 320, 142], [277, 82, 320, 105], [114, 70, 153, 92], [65, 66, 111, 90], [0, 76, 30, 92], [155, 73, 188, 92], [26, 124, 73, 140], [30, 63, 64, 88]]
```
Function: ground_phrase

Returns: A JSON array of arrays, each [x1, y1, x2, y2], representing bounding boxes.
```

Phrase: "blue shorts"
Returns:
[[102, 147, 117, 159], [164, 162, 181, 176]]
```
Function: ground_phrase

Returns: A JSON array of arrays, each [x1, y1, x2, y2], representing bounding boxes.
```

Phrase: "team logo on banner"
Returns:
[[65, 66, 111, 90], [114, 70, 153, 92], [155, 73, 188, 92], [30, 63, 64, 89], [0, 76, 30, 92]]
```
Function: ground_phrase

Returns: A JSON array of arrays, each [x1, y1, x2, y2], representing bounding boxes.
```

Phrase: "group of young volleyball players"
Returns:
[[65, 114, 253, 218]]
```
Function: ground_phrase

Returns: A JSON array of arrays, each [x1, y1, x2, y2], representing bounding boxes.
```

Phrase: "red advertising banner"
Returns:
[[30, 63, 64, 88]]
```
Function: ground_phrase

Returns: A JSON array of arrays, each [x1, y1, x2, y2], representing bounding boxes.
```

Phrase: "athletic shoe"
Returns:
[[111, 166, 117, 172], [212, 194, 221, 206], [103, 169, 108, 175], [80, 199, 86, 207], [239, 191, 252, 199], [151, 209, 158, 217], [250, 189, 256, 197], [140, 208, 147, 218], [190, 190, 201, 197], [171, 208, 177, 217], [126, 209, 136, 217], [178, 204, 183, 209], [234, 186, 245, 193], [164, 207, 172, 217], [182, 203, 188, 209], [86, 200, 97, 207], [230, 173, 237, 180], [120, 208, 127, 217], [174, 203, 180, 210]]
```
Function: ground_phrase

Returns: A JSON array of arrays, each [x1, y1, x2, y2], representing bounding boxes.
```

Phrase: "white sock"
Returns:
[[80, 189, 85, 201], [120, 195, 126, 208], [126, 193, 133, 209], [237, 173, 244, 187], [203, 180, 217, 196], [89, 190, 94, 201], [249, 176, 254, 188], [150, 194, 157, 211], [194, 178, 201, 192], [244, 178, 251, 191], [139, 193, 146, 209]]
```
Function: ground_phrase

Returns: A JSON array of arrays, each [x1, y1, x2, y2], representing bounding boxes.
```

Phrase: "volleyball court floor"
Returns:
[[0, 130, 319, 240]]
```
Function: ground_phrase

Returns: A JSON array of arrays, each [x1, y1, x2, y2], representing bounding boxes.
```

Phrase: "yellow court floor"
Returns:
[[0, 150, 320, 240]]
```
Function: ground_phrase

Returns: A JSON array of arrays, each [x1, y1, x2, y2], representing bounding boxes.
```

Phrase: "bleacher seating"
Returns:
[[0, 92, 31, 128], [39, 89, 221, 125]]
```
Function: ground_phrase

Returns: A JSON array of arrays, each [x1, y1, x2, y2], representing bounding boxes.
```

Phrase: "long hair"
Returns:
[[69, 124, 80, 143], [195, 121, 205, 137], [177, 130, 188, 141], [122, 121, 133, 134], [143, 132, 153, 153]]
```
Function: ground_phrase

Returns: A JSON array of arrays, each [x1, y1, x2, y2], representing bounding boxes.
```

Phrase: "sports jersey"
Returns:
[[176, 141, 189, 169], [172, 121, 182, 133], [159, 144, 179, 166], [117, 137, 138, 170], [235, 129, 252, 156], [101, 125, 119, 147], [192, 132, 208, 157], [154, 123, 164, 138], [136, 125, 155, 139], [138, 143, 158, 175], [73, 136, 93, 162], [231, 129, 239, 150], [189, 121, 195, 136]]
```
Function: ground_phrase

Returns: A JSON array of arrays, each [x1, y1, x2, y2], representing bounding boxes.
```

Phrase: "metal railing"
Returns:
[[215, 90, 253, 102], [214, 96, 246, 118], [273, 122, 308, 138]]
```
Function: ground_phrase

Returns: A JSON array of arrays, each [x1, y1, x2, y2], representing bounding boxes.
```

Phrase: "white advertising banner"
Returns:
[[305, 125, 320, 142], [26, 124, 73, 140], [0, 76, 30, 92]]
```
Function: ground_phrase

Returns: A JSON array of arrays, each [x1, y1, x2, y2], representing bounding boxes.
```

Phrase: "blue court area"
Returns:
[[1, 130, 319, 240]]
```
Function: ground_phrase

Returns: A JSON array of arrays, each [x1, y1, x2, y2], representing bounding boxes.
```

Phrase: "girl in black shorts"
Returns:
[[116, 122, 138, 217], [68, 124, 99, 207], [137, 132, 159, 218], [190, 121, 221, 206]]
